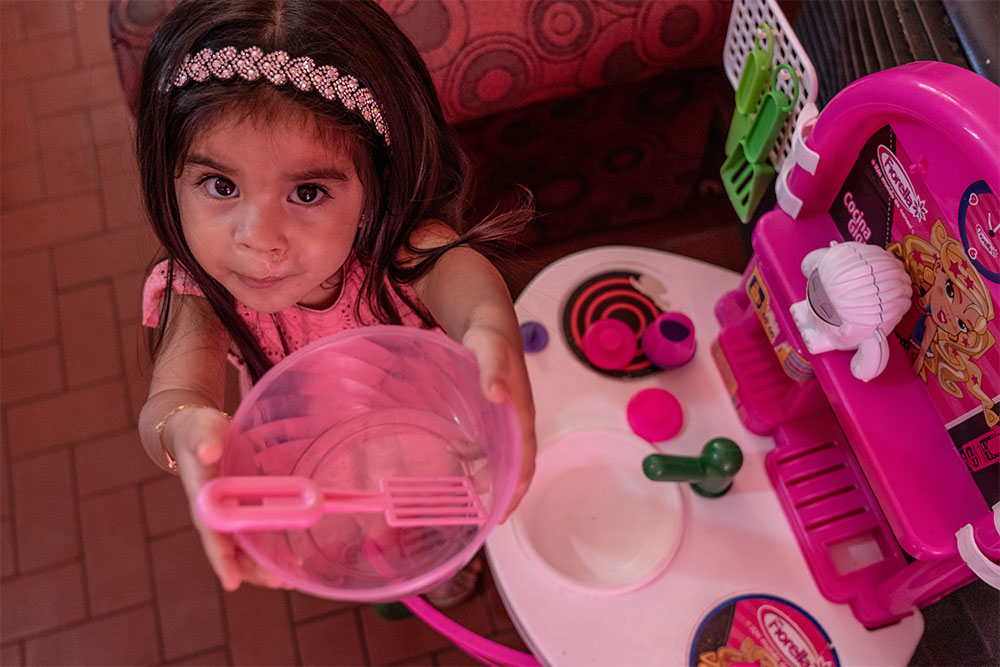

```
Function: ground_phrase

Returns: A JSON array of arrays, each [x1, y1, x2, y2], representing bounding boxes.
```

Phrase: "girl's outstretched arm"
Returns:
[[409, 224, 537, 521], [138, 295, 285, 591]]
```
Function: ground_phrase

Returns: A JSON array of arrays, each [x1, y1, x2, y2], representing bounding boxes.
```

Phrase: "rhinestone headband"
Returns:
[[169, 46, 390, 145]]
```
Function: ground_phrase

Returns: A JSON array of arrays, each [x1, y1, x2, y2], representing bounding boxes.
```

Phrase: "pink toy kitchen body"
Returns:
[[713, 62, 1000, 628]]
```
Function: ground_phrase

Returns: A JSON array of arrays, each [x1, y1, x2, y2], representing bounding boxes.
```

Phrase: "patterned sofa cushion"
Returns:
[[110, 0, 729, 120], [380, 0, 729, 123]]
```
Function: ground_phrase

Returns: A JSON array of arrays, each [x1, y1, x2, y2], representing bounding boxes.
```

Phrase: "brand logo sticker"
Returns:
[[758, 605, 832, 667], [877, 145, 927, 221]]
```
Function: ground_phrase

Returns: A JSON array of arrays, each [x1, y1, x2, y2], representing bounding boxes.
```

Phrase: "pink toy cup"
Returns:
[[213, 325, 521, 603]]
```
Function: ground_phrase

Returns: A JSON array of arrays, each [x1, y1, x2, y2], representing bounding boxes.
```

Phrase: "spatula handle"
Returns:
[[198, 476, 332, 531]]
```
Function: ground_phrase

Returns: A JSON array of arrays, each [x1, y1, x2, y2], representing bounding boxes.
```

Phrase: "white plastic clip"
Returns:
[[776, 102, 820, 219], [955, 502, 1000, 590]]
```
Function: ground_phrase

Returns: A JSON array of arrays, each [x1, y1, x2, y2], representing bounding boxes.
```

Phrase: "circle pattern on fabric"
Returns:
[[529, 0, 596, 61]]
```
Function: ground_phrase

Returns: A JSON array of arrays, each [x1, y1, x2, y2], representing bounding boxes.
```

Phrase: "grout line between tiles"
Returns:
[[66, 440, 91, 619], [0, 373, 128, 412], [137, 479, 168, 664], [0, 188, 103, 218], [76, 468, 165, 503], [353, 605, 372, 667], [282, 590, 305, 666], [6, 420, 133, 463], [3, 599, 153, 646]]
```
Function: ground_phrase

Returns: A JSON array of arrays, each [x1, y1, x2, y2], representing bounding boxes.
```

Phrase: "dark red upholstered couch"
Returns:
[[109, 0, 733, 252]]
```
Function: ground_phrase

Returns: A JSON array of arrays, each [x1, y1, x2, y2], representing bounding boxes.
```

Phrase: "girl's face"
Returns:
[[175, 110, 364, 313], [927, 260, 973, 337]]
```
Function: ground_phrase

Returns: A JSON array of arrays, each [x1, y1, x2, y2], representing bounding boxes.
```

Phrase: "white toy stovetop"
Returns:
[[484, 246, 924, 666]]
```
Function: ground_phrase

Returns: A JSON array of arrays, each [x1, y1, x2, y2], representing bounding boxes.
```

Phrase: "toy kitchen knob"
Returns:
[[582, 318, 637, 370], [642, 438, 743, 497]]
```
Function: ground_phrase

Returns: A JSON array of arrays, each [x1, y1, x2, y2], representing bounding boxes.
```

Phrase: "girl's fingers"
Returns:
[[469, 340, 507, 402], [463, 329, 537, 521], [171, 412, 245, 590], [196, 523, 243, 591], [196, 439, 223, 465], [168, 411, 294, 591], [234, 550, 293, 589], [502, 432, 537, 522], [181, 461, 244, 591], [196, 529, 291, 591]]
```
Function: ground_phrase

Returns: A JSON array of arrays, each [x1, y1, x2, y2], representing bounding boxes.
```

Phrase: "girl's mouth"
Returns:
[[238, 274, 287, 290], [936, 309, 948, 325]]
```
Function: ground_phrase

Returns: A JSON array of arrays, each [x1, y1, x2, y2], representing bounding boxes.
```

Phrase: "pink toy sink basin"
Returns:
[[513, 430, 686, 595]]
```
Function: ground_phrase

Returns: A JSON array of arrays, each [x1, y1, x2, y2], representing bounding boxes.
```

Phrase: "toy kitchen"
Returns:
[[482, 29, 999, 667]]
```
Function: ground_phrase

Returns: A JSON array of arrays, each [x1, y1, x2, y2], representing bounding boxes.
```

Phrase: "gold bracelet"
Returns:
[[155, 404, 232, 474]]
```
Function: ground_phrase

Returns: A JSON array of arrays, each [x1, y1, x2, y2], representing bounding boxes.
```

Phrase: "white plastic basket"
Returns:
[[723, 0, 818, 172]]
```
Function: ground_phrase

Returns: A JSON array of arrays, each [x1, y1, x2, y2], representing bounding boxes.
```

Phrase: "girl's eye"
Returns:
[[292, 184, 327, 205], [945, 279, 955, 301], [204, 176, 237, 198], [957, 319, 969, 333]]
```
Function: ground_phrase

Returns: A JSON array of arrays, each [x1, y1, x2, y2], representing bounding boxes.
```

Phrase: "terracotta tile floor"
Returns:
[[2, 2, 996, 666]]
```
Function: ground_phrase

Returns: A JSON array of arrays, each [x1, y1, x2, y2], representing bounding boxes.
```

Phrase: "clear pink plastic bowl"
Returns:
[[217, 326, 521, 602]]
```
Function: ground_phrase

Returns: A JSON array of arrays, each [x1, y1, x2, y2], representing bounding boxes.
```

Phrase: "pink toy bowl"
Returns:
[[208, 325, 521, 603]]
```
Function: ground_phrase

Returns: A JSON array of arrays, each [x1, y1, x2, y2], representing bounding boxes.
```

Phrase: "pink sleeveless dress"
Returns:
[[142, 258, 434, 393]]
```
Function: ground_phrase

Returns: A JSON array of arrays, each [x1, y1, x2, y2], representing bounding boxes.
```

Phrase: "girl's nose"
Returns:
[[234, 210, 287, 258]]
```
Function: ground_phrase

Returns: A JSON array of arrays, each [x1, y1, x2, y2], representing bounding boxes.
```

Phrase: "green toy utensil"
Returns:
[[642, 437, 744, 497], [725, 109, 755, 157], [720, 142, 776, 222], [734, 24, 775, 115], [725, 23, 774, 155], [741, 64, 800, 164]]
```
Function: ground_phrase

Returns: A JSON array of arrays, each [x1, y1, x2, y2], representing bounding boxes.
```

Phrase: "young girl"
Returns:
[[136, 0, 537, 597]]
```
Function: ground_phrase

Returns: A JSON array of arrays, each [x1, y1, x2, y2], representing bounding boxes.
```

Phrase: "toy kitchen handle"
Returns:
[[956, 502, 1000, 590], [784, 62, 999, 219], [775, 101, 820, 218]]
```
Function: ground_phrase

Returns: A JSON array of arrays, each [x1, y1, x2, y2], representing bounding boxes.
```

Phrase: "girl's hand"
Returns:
[[461, 324, 537, 522], [165, 407, 291, 592]]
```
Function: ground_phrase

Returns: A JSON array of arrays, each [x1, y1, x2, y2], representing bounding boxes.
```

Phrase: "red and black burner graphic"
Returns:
[[562, 270, 663, 378]]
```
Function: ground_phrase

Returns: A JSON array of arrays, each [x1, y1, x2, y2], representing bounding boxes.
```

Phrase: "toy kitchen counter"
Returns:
[[484, 245, 923, 666]]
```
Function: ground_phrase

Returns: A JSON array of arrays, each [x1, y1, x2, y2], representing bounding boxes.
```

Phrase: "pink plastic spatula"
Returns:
[[198, 475, 488, 531]]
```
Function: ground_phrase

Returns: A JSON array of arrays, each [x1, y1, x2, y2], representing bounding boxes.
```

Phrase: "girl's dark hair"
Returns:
[[137, 0, 531, 383]]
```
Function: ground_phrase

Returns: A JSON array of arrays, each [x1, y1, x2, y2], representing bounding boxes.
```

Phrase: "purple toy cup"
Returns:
[[642, 312, 696, 369]]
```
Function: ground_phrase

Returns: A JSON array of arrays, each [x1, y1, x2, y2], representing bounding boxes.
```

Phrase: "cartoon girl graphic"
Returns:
[[888, 220, 998, 427]]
